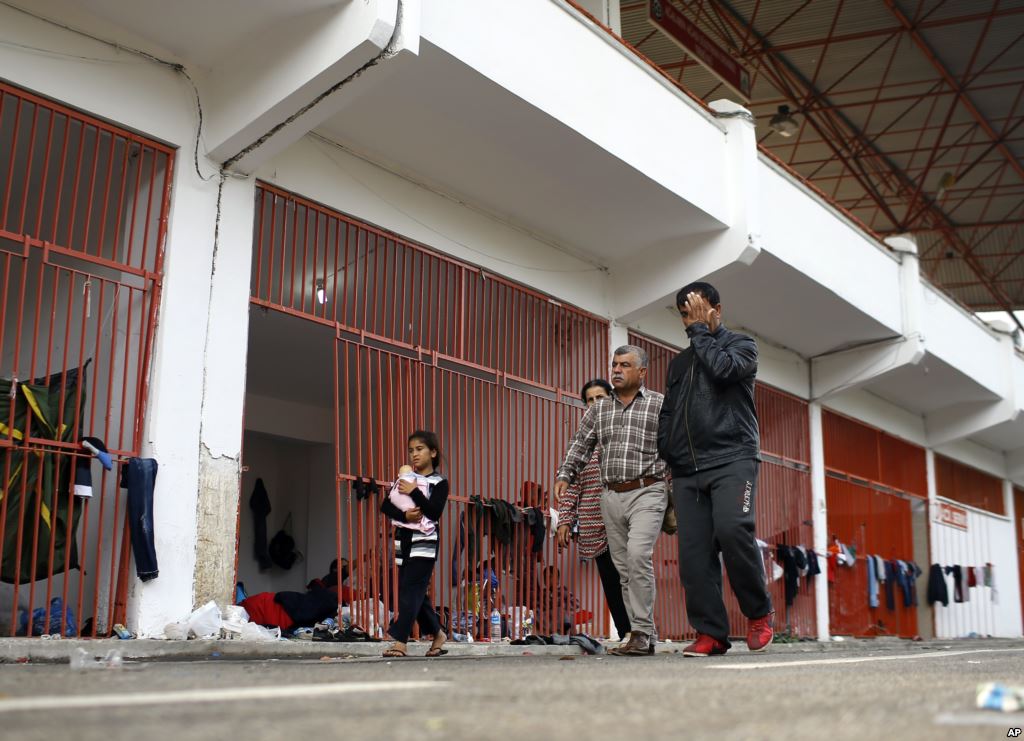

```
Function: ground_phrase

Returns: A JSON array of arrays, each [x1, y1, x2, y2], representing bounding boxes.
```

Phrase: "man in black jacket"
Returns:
[[658, 281, 774, 656]]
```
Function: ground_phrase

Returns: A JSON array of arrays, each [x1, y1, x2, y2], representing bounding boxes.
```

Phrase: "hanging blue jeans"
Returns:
[[867, 553, 879, 608], [121, 458, 159, 581]]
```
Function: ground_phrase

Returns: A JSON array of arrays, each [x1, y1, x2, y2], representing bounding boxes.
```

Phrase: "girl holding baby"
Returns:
[[379, 430, 449, 657]]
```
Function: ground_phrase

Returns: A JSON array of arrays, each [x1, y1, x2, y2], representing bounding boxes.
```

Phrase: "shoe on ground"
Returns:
[[623, 631, 652, 656], [746, 611, 775, 652], [682, 633, 729, 657]]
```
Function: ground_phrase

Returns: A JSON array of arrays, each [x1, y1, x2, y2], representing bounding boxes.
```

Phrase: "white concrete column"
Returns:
[[925, 448, 939, 557], [129, 162, 224, 635], [192, 175, 258, 611], [610, 322, 630, 358], [808, 401, 830, 641], [1002, 478, 1022, 638]]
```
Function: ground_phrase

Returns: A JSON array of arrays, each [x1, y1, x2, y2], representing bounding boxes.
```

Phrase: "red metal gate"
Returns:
[[823, 411, 926, 637], [630, 330, 815, 640], [251, 183, 613, 638], [0, 82, 172, 636]]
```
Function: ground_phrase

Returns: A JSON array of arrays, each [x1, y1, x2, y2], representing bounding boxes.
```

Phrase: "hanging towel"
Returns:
[[874, 555, 886, 582], [841, 543, 856, 566], [867, 553, 879, 608]]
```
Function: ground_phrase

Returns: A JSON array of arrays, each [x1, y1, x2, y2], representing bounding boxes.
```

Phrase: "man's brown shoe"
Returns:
[[623, 630, 651, 656]]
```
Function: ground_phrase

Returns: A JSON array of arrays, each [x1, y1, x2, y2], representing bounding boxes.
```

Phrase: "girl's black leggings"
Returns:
[[389, 557, 442, 642]]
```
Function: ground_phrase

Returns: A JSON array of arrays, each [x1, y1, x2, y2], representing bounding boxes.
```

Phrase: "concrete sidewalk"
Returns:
[[3, 634, 1018, 664]]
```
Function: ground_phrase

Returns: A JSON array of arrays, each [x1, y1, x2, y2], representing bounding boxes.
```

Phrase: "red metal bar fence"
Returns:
[[252, 182, 612, 639], [0, 81, 172, 636]]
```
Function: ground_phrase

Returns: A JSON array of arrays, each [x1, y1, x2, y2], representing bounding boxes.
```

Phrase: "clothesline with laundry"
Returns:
[[926, 562, 998, 607]]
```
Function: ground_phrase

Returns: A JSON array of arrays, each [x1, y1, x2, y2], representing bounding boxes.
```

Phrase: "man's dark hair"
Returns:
[[676, 281, 720, 311], [579, 378, 613, 403]]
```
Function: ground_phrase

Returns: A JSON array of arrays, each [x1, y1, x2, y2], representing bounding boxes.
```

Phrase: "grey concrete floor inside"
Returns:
[[2, 641, 1024, 740]]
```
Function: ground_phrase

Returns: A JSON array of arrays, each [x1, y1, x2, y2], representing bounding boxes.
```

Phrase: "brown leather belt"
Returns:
[[607, 476, 662, 493]]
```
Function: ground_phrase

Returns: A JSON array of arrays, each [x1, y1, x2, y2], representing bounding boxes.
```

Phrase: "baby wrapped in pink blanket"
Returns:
[[388, 465, 439, 535]]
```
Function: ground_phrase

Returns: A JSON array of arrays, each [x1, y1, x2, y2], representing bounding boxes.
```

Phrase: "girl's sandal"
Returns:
[[382, 647, 407, 658], [425, 647, 448, 657]]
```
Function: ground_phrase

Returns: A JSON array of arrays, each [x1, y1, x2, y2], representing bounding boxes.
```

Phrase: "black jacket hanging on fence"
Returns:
[[927, 563, 948, 606], [523, 507, 546, 554], [777, 545, 799, 607], [250, 479, 273, 571], [806, 549, 821, 578]]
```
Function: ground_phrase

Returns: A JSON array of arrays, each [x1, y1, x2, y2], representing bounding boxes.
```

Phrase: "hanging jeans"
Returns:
[[122, 457, 159, 581]]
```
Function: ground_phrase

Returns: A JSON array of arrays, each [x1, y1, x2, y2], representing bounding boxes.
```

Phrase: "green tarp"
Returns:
[[0, 366, 86, 584]]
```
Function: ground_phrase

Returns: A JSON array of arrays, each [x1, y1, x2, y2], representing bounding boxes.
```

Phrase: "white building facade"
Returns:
[[0, 0, 1020, 640]]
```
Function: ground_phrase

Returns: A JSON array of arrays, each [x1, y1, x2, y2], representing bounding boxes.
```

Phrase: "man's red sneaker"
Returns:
[[682, 633, 729, 657], [747, 612, 775, 652]]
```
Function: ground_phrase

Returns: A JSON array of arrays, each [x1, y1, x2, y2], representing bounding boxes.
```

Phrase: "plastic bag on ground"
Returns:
[[239, 622, 280, 642], [163, 621, 189, 640], [221, 605, 250, 638], [187, 600, 221, 639]]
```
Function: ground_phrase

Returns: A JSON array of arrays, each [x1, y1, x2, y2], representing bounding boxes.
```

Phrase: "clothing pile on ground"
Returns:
[[509, 633, 604, 654], [926, 562, 997, 606]]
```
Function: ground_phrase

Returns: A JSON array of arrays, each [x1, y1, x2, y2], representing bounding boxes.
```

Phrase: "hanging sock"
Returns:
[[74, 436, 112, 498]]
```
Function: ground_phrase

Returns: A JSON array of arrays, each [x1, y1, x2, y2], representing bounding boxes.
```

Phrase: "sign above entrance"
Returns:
[[937, 501, 968, 531], [647, 0, 752, 102]]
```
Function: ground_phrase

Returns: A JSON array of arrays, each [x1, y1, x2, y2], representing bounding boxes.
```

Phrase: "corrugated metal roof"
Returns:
[[618, 0, 1024, 310]]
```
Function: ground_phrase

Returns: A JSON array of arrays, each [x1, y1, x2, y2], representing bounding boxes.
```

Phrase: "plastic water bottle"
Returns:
[[490, 609, 502, 642]]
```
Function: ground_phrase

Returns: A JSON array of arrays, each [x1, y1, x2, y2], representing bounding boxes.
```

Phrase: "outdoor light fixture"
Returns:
[[316, 279, 326, 305], [769, 105, 799, 137]]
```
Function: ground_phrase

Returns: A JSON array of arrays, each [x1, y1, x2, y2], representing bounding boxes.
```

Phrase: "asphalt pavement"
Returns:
[[1, 639, 1023, 740]]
